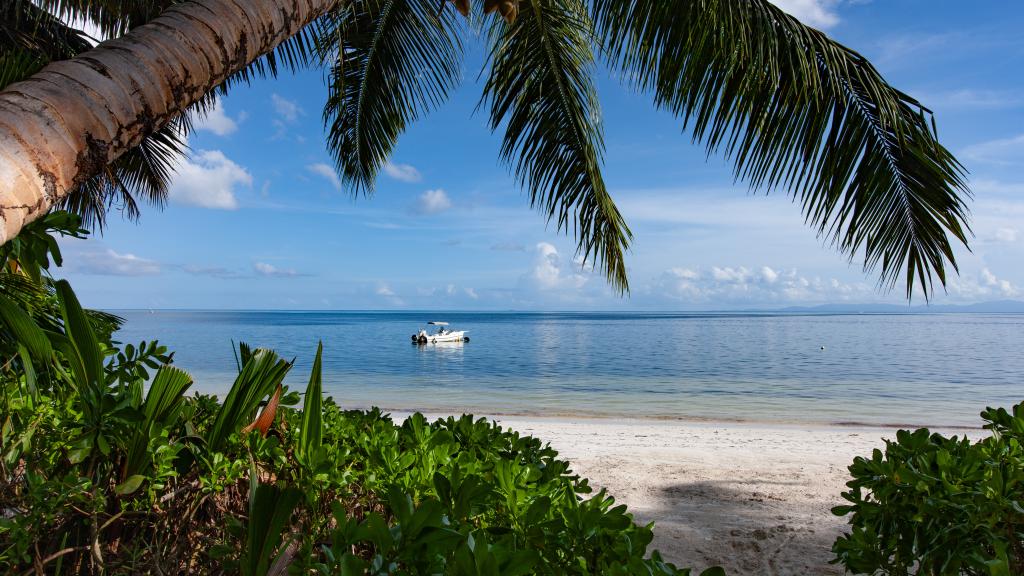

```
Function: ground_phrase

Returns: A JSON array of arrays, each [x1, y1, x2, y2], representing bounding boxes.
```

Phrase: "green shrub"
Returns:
[[832, 403, 1024, 575], [0, 220, 723, 574]]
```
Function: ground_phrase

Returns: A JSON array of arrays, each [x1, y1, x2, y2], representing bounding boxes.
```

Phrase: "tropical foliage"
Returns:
[[833, 404, 1024, 575], [1, 0, 971, 298], [0, 216, 723, 575], [311, 0, 971, 297]]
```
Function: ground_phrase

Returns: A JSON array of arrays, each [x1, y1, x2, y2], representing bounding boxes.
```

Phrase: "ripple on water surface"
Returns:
[[113, 311, 1024, 427]]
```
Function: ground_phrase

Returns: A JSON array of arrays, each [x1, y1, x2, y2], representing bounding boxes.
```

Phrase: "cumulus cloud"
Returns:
[[768, 0, 839, 28], [945, 268, 1019, 301], [307, 163, 341, 190], [383, 162, 422, 183], [530, 243, 588, 291], [414, 189, 452, 215], [76, 249, 161, 276], [169, 149, 251, 209], [254, 262, 305, 278], [193, 98, 240, 136], [654, 265, 872, 305], [271, 94, 301, 122], [376, 284, 396, 297], [981, 268, 1017, 296]]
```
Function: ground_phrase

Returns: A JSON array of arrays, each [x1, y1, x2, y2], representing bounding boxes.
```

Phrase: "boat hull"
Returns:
[[426, 331, 467, 343]]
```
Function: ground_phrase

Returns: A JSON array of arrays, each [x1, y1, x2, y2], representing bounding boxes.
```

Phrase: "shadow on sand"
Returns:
[[633, 480, 845, 576]]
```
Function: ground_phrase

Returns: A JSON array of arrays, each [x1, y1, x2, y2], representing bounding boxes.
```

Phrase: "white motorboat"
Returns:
[[412, 321, 469, 344]]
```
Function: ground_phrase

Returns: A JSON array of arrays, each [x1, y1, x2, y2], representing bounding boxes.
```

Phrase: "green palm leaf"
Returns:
[[592, 0, 970, 299], [298, 341, 324, 466], [206, 343, 293, 452], [124, 364, 193, 478], [481, 0, 632, 293], [320, 0, 463, 192]]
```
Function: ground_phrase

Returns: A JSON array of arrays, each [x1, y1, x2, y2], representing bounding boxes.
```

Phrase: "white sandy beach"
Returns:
[[439, 415, 982, 576]]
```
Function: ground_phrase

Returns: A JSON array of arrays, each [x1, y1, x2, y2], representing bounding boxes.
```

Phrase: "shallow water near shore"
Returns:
[[112, 311, 1023, 427]]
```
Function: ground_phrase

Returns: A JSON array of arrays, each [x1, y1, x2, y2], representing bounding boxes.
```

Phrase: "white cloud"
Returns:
[[962, 133, 1024, 166], [307, 163, 341, 190], [653, 265, 874, 305], [981, 268, 1016, 296], [530, 242, 588, 291], [375, 283, 406, 306], [169, 149, 251, 209], [947, 268, 1019, 300], [76, 249, 160, 276], [414, 189, 452, 215], [465, 287, 479, 300], [769, 0, 839, 28], [383, 162, 422, 183], [271, 94, 301, 122], [254, 262, 304, 278], [194, 98, 240, 136]]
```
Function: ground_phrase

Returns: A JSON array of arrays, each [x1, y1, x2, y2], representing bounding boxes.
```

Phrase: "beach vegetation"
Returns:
[[833, 404, 1024, 575], [0, 216, 726, 574]]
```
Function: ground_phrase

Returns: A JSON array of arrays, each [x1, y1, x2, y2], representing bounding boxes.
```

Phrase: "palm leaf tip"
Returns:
[[592, 0, 971, 300], [482, 0, 632, 294], [321, 0, 463, 195]]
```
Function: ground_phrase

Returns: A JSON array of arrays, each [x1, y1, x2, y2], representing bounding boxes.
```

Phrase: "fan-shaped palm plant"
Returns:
[[0, 0, 971, 298]]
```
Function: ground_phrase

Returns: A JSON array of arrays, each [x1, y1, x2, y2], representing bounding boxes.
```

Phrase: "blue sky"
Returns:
[[59, 1, 1024, 310]]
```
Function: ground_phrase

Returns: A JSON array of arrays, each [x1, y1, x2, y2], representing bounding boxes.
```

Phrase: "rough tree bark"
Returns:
[[0, 0, 337, 242]]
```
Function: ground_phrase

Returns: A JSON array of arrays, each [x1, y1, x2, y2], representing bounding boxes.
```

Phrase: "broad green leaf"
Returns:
[[299, 341, 324, 466], [114, 474, 146, 496]]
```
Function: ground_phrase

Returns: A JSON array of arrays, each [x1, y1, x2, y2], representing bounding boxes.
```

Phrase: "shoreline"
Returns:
[[378, 405, 988, 432], [390, 411, 986, 575]]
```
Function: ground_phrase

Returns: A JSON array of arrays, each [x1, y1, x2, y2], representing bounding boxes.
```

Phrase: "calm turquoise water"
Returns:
[[112, 311, 1023, 427]]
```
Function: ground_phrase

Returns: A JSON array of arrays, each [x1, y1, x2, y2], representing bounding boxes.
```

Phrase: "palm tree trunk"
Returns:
[[0, 0, 336, 243]]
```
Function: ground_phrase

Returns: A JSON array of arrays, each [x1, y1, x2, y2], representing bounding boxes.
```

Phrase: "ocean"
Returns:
[[112, 311, 1023, 427]]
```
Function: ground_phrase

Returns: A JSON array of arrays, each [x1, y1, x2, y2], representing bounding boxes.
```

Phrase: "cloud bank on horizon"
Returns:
[[58, 2, 1024, 310]]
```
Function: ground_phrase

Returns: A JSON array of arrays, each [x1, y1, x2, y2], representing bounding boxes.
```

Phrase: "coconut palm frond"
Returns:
[[320, 0, 463, 193], [34, 0, 163, 40], [592, 0, 971, 299], [55, 115, 186, 228], [0, 0, 91, 87], [481, 0, 631, 293]]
